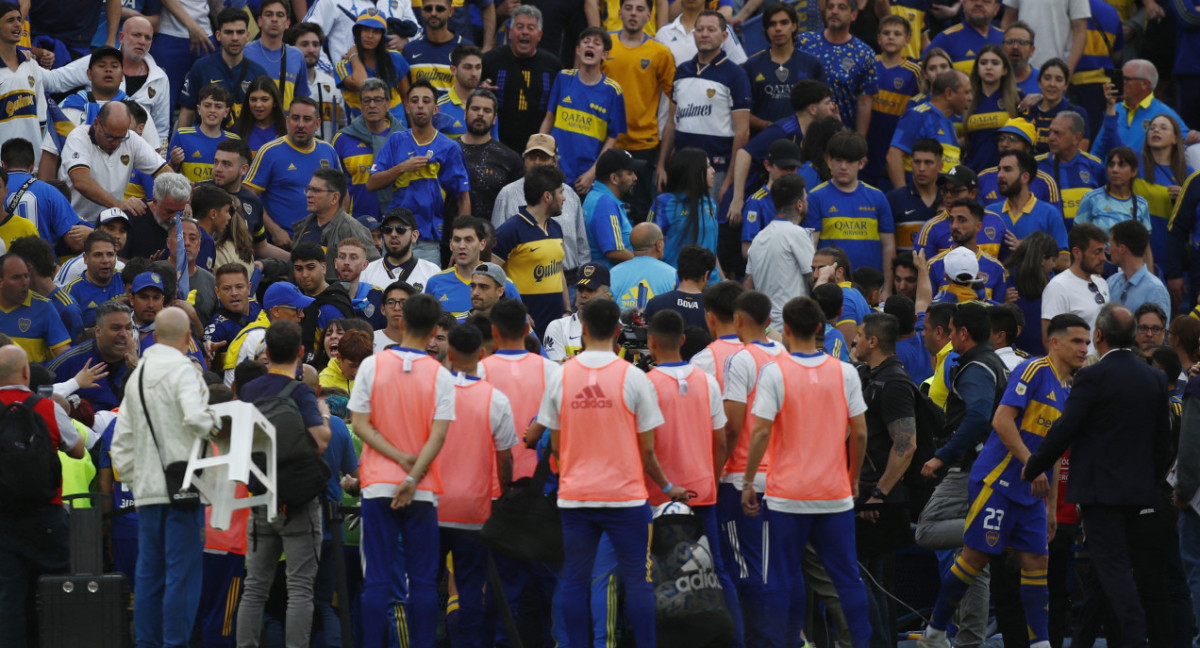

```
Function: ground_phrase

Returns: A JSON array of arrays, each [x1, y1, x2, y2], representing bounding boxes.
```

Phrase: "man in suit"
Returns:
[[1024, 302, 1172, 648]]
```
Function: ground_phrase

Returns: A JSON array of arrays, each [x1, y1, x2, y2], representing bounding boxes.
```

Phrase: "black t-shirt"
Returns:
[[125, 74, 148, 97], [482, 47, 562, 153], [645, 290, 707, 329], [460, 139, 525, 222], [122, 211, 169, 260], [861, 356, 916, 495]]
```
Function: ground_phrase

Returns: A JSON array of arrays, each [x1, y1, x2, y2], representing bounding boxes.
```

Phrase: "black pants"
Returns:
[[1077, 505, 1150, 648], [988, 522, 1077, 648], [0, 506, 70, 648]]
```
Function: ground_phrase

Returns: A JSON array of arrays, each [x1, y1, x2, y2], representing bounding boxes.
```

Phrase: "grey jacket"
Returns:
[[291, 208, 381, 271]]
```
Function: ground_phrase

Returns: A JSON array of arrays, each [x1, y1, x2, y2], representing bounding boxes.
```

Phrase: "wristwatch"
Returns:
[[870, 487, 887, 501]]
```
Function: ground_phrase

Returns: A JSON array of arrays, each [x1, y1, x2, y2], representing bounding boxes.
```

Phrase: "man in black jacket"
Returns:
[[1024, 302, 1172, 648]]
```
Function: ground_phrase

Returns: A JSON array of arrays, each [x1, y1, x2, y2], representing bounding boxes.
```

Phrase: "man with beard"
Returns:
[[459, 89, 523, 223], [437, 44, 487, 140], [975, 118, 1061, 217], [928, 199, 1008, 301], [1041, 223, 1110, 352], [48, 300, 137, 411], [335, 237, 387, 328], [492, 165, 571, 336], [203, 263, 262, 372], [177, 9, 269, 128], [368, 81, 471, 265], [361, 208, 442, 292], [287, 23, 346, 143], [468, 262, 508, 319], [927, 0, 1005, 75], [986, 150, 1069, 257], [582, 149, 639, 268], [67, 230, 125, 330], [204, 139, 288, 261], [333, 78, 407, 220], [481, 5, 562, 153], [404, 0, 466, 95], [796, 0, 876, 135]]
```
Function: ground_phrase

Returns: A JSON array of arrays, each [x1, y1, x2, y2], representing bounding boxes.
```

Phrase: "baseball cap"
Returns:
[[944, 247, 979, 284], [381, 207, 418, 229], [576, 262, 610, 288], [98, 207, 129, 225], [358, 216, 382, 232], [472, 262, 508, 288], [263, 281, 315, 311], [994, 117, 1036, 148], [767, 140, 804, 168], [595, 149, 646, 180], [90, 46, 123, 66], [938, 165, 979, 190], [355, 8, 388, 30], [130, 271, 165, 294], [523, 133, 557, 158]]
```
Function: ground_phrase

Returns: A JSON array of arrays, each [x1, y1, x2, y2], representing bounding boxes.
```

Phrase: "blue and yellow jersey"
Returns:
[[930, 247, 1008, 300], [169, 127, 240, 183], [180, 53, 269, 115], [796, 31, 878, 127], [989, 195, 1069, 250], [742, 48, 825, 126], [1026, 98, 1086, 155], [0, 291, 71, 363], [741, 187, 777, 242], [246, 124, 283, 158], [890, 102, 962, 175], [823, 322, 852, 362], [964, 90, 1015, 172], [349, 282, 386, 329], [0, 212, 38, 254], [371, 129, 470, 242], [334, 50, 411, 120], [243, 137, 341, 232], [243, 41, 310, 110], [673, 53, 752, 173], [204, 303, 263, 353], [1038, 151, 1106, 224], [977, 166, 1062, 214], [925, 22, 1004, 75], [889, 0, 930, 61], [914, 209, 1008, 259], [971, 356, 1068, 505], [1075, 0, 1124, 83], [492, 209, 567, 337], [581, 182, 633, 269], [403, 35, 464, 95], [547, 70, 627, 184], [124, 169, 155, 202], [47, 286, 83, 345], [332, 130, 381, 220], [839, 281, 873, 327], [424, 266, 476, 322], [805, 181, 895, 272], [66, 275, 125, 329], [867, 57, 922, 186]]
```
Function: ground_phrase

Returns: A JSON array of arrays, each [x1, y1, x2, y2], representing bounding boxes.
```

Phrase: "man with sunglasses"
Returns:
[[361, 208, 441, 292], [1041, 222, 1109, 353], [290, 168, 379, 270], [915, 165, 1009, 260], [58, 101, 168, 223], [404, 0, 466, 96]]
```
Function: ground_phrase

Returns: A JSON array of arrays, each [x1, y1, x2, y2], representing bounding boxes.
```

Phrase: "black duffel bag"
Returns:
[[481, 449, 562, 563]]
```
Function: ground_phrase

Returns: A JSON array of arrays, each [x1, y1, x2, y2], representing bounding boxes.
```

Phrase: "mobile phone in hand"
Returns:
[[1109, 68, 1124, 96]]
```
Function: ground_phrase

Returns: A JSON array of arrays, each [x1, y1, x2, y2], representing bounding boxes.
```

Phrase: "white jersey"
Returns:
[[0, 51, 47, 168], [304, 0, 418, 63], [59, 124, 167, 223], [310, 64, 347, 143], [542, 312, 581, 362], [42, 53, 172, 146], [159, 0, 212, 40], [360, 255, 441, 292]]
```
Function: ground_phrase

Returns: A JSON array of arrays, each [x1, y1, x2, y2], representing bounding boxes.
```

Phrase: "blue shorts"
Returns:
[[963, 481, 1048, 555]]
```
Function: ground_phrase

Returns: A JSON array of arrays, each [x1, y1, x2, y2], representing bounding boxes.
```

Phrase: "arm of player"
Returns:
[[640, 429, 688, 500], [723, 400, 745, 466], [712, 424, 727, 487], [740, 416, 772, 516]]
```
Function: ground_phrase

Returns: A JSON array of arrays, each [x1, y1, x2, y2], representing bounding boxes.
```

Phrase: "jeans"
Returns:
[[135, 504, 206, 648], [236, 499, 323, 648], [0, 506, 70, 648], [360, 498, 441, 648]]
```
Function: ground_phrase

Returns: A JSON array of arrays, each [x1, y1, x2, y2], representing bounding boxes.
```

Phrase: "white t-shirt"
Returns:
[[1002, 0, 1091, 68], [746, 220, 815, 332], [350, 347, 457, 502], [656, 16, 748, 65], [1041, 269, 1109, 352], [159, 0, 212, 39], [751, 352, 867, 514], [360, 256, 441, 292], [373, 329, 403, 353], [537, 350, 666, 508], [723, 340, 785, 405], [439, 372, 519, 530], [59, 126, 167, 223], [542, 312, 581, 362]]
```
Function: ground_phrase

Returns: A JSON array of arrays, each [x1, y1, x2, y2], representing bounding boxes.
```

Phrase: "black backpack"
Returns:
[[251, 381, 331, 510], [0, 395, 61, 513], [651, 512, 735, 648]]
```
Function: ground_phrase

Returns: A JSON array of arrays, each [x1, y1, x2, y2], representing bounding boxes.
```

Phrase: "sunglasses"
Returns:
[[381, 224, 411, 235], [1087, 281, 1106, 305]]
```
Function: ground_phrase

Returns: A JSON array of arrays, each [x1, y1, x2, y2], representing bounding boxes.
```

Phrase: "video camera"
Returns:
[[618, 285, 654, 372]]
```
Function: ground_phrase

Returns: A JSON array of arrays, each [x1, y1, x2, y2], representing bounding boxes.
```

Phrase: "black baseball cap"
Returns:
[[381, 207, 417, 229], [766, 140, 804, 168], [938, 165, 979, 190], [595, 149, 647, 179]]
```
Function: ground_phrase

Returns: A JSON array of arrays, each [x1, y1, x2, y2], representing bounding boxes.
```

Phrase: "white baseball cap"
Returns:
[[98, 207, 129, 225], [944, 247, 979, 285]]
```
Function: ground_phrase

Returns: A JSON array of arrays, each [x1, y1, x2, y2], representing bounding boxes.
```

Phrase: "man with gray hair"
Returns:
[[57, 101, 169, 223], [1092, 59, 1199, 155], [1037, 111, 1105, 225], [112, 306, 222, 648], [459, 89, 524, 222], [332, 77, 408, 220], [481, 4, 563, 152], [123, 172, 194, 260]]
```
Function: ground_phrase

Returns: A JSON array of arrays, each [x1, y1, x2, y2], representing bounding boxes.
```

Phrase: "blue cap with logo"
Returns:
[[576, 262, 610, 288], [355, 8, 388, 30], [263, 282, 315, 310], [131, 272, 165, 294]]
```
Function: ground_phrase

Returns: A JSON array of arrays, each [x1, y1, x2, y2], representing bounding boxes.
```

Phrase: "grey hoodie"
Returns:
[[339, 114, 407, 209]]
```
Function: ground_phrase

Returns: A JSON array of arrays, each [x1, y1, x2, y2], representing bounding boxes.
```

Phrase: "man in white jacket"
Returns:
[[111, 306, 221, 648]]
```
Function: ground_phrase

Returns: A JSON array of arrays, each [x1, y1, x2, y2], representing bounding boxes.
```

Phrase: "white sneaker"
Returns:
[[916, 628, 951, 648]]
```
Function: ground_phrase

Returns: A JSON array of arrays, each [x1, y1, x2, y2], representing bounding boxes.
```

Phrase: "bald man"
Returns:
[[609, 222, 680, 310], [0, 343, 85, 647], [42, 17, 172, 145], [112, 305, 220, 648]]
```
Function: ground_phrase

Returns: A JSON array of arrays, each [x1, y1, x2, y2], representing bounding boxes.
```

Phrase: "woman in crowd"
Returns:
[[915, 47, 954, 103], [1076, 146, 1151, 235], [214, 207, 257, 279], [335, 9, 410, 121], [650, 147, 720, 271], [1137, 114, 1194, 272], [1005, 231, 1060, 355], [236, 76, 287, 157], [1024, 58, 1084, 154], [965, 45, 1021, 171]]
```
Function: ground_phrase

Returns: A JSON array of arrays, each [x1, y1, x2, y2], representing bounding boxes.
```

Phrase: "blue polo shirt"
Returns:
[[1037, 151, 1106, 224], [581, 182, 633, 269], [805, 180, 895, 272], [1092, 96, 1191, 157], [838, 281, 873, 327], [492, 209, 567, 337], [885, 183, 941, 251], [988, 195, 1068, 249], [180, 53, 269, 112], [546, 70, 628, 184], [896, 331, 933, 385], [371, 129, 470, 242], [47, 340, 133, 411], [672, 52, 752, 173], [926, 22, 1004, 75], [742, 48, 825, 124], [1107, 263, 1170, 314], [243, 137, 342, 232], [66, 274, 126, 329]]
